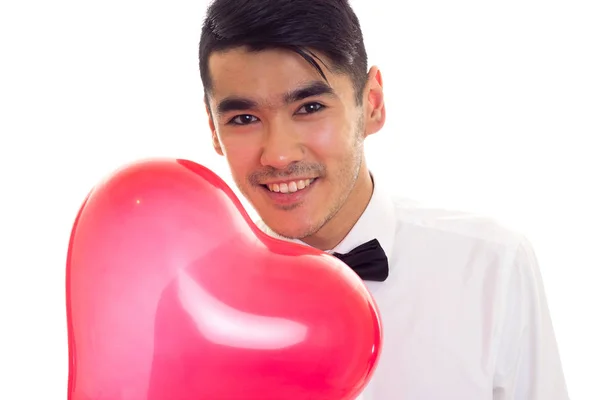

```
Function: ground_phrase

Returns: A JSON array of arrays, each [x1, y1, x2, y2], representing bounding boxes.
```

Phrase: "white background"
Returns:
[[1, 0, 598, 398]]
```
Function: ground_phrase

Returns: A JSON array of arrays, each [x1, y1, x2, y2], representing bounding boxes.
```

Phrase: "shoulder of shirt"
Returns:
[[387, 193, 528, 250]]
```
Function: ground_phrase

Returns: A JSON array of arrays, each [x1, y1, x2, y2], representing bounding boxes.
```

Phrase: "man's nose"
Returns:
[[259, 120, 304, 170]]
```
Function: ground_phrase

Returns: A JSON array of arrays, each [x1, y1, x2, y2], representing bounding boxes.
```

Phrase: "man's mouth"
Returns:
[[262, 178, 317, 194]]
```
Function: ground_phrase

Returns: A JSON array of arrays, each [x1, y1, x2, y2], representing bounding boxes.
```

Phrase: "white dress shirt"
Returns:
[[256, 175, 569, 399]]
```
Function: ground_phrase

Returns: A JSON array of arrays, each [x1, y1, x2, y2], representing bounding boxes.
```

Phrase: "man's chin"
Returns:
[[254, 203, 323, 240], [269, 226, 309, 241], [260, 220, 317, 242]]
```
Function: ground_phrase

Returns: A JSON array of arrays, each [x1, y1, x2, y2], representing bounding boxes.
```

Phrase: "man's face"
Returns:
[[205, 47, 384, 242]]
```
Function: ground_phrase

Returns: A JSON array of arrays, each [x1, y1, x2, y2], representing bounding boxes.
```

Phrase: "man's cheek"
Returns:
[[304, 122, 348, 151], [224, 145, 259, 167]]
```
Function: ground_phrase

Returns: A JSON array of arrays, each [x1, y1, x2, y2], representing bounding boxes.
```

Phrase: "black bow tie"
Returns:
[[332, 239, 389, 282]]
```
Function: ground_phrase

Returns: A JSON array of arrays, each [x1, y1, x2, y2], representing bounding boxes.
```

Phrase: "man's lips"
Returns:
[[261, 178, 317, 194], [259, 178, 319, 206]]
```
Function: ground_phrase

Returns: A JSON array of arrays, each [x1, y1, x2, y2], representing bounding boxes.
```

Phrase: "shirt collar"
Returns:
[[254, 172, 397, 261]]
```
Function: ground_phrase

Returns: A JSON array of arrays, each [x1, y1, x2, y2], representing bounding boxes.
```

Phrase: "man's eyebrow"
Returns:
[[215, 81, 336, 117], [283, 81, 336, 104], [216, 98, 258, 116]]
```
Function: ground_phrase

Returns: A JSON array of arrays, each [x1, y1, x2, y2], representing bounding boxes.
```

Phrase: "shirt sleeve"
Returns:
[[492, 236, 570, 399]]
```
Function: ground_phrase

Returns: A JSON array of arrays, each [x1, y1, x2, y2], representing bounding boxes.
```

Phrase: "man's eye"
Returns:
[[228, 115, 259, 125], [297, 103, 325, 114]]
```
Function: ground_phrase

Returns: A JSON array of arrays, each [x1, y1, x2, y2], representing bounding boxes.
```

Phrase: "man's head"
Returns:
[[199, 0, 386, 249]]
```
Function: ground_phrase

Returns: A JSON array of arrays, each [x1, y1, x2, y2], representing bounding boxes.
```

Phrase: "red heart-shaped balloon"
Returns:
[[66, 158, 382, 400]]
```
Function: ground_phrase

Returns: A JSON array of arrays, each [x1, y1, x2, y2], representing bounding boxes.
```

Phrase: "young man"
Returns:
[[198, 0, 569, 398]]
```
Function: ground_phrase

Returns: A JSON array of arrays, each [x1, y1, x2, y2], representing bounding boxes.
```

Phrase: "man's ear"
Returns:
[[363, 66, 386, 137], [205, 102, 224, 156]]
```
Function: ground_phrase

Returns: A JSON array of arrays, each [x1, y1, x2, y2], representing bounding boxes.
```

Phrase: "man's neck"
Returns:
[[301, 164, 374, 251]]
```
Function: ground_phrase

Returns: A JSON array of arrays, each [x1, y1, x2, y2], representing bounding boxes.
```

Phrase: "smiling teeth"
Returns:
[[267, 179, 314, 193]]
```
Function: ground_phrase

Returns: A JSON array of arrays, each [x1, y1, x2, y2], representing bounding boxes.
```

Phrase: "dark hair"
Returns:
[[198, 0, 369, 105]]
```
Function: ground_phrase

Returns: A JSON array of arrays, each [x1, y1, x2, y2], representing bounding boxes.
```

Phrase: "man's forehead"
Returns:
[[206, 47, 346, 102], [208, 46, 327, 74]]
